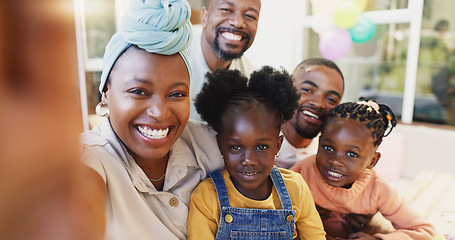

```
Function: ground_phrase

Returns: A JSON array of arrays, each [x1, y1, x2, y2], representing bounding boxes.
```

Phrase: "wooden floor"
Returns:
[[366, 171, 455, 236]]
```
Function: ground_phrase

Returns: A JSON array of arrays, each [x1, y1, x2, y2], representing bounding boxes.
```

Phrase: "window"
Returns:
[[299, 0, 455, 126]]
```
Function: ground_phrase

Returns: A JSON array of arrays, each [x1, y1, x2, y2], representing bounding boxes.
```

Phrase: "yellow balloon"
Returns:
[[353, 0, 367, 12], [334, 1, 361, 29]]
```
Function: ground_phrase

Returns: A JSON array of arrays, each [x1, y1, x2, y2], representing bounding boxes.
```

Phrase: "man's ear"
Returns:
[[367, 152, 381, 169], [200, 6, 208, 28]]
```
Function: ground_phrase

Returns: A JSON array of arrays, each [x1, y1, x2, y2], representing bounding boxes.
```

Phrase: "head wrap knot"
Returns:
[[99, 0, 193, 93]]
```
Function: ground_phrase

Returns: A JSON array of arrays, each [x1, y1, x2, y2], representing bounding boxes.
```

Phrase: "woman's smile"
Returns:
[[137, 125, 171, 140]]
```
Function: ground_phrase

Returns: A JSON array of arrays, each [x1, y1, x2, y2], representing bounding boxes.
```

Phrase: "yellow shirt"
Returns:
[[187, 168, 326, 240]]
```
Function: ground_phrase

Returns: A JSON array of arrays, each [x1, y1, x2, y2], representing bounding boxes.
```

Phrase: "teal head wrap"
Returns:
[[99, 0, 193, 93]]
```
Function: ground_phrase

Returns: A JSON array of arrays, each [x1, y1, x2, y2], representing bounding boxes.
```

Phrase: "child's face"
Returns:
[[105, 49, 190, 163], [217, 107, 283, 200], [316, 118, 380, 188]]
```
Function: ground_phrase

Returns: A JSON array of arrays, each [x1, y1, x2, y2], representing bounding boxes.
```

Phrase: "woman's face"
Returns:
[[104, 48, 190, 163], [217, 107, 282, 200], [316, 118, 380, 188]]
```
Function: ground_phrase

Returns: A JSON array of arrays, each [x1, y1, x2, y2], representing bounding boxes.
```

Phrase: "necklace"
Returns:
[[149, 173, 165, 182]]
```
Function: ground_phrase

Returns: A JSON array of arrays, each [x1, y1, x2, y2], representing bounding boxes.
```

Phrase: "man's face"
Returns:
[[201, 0, 261, 61], [288, 65, 344, 139]]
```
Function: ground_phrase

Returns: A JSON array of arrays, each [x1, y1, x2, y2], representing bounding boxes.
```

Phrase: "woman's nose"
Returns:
[[146, 98, 170, 120]]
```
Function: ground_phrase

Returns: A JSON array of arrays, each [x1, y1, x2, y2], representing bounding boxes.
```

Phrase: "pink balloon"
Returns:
[[319, 28, 352, 61]]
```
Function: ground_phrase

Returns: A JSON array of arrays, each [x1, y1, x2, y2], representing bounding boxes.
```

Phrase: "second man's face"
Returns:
[[201, 0, 261, 60], [289, 65, 344, 139]]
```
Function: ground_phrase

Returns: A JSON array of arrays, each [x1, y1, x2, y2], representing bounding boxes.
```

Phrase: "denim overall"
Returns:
[[211, 165, 296, 240]]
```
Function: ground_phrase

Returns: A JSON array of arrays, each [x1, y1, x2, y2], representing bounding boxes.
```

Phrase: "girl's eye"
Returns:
[[322, 145, 333, 152], [229, 145, 241, 151], [346, 152, 359, 158], [255, 145, 268, 151]]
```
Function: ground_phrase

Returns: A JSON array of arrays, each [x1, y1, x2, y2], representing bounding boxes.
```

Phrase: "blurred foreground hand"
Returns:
[[0, 1, 104, 239]]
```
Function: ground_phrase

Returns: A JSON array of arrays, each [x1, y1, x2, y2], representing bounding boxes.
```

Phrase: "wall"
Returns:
[[376, 123, 455, 181], [245, 0, 303, 72]]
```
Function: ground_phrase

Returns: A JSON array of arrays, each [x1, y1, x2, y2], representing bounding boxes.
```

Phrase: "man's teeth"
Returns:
[[327, 170, 343, 178], [138, 126, 169, 139], [303, 110, 319, 119], [221, 32, 242, 41]]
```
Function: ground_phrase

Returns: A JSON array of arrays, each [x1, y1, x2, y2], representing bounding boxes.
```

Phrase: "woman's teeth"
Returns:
[[327, 170, 343, 178], [138, 126, 169, 139]]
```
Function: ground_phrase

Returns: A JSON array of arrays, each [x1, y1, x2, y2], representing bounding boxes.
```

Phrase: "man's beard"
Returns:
[[213, 28, 250, 61], [293, 115, 320, 139]]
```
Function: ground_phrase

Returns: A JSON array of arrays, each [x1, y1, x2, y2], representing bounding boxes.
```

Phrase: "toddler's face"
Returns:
[[217, 107, 282, 200], [316, 118, 380, 188]]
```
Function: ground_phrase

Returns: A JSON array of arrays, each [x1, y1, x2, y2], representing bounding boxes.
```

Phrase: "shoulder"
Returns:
[[191, 174, 218, 206], [180, 120, 219, 149], [229, 55, 255, 76], [180, 120, 224, 173], [280, 167, 304, 181], [80, 123, 109, 148], [279, 168, 310, 192], [180, 120, 218, 148], [188, 24, 202, 51], [369, 169, 401, 199], [79, 119, 124, 182], [290, 154, 316, 173], [193, 175, 216, 194]]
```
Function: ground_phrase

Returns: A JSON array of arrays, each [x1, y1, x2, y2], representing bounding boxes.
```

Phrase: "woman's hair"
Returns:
[[324, 97, 398, 147], [195, 66, 299, 133]]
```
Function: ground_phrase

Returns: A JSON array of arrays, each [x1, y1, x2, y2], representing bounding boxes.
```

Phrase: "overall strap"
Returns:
[[270, 165, 293, 210], [210, 170, 231, 209]]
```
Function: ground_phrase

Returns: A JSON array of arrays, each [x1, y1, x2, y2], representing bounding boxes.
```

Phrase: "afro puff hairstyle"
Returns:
[[194, 66, 299, 133]]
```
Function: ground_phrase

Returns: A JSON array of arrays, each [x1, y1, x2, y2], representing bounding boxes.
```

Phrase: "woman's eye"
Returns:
[[346, 152, 359, 158], [130, 89, 146, 96], [170, 91, 186, 98], [255, 145, 268, 151]]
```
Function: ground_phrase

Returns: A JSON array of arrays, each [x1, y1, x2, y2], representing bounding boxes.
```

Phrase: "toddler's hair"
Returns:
[[195, 66, 299, 133], [324, 97, 398, 147]]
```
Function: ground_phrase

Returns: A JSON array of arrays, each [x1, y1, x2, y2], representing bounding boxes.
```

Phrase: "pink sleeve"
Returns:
[[373, 180, 437, 240]]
